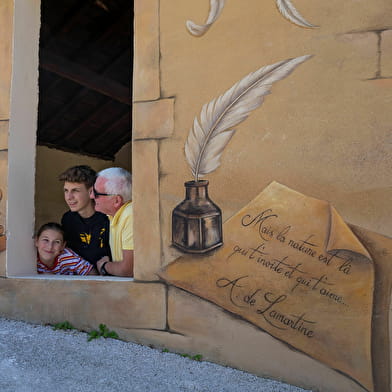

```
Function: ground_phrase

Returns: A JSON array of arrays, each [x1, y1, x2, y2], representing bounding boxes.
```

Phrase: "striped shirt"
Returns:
[[37, 248, 93, 275]]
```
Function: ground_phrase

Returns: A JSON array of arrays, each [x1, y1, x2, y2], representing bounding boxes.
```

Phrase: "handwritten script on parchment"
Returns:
[[160, 182, 374, 391]]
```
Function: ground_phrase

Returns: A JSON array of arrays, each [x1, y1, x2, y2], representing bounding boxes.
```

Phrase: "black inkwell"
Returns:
[[172, 180, 222, 254]]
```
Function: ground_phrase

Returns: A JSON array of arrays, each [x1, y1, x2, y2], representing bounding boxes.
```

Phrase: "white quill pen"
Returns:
[[186, 0, 225, 36], [186, 0, 317, 38], [185, 55, 312, 181], [276, 0, 318, 28]]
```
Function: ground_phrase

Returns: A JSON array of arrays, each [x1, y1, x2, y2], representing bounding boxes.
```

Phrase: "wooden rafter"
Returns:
[[39, 49, 131, 105], [82, 110, 130, 149]]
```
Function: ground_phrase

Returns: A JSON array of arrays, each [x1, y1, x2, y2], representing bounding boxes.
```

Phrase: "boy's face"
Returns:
[[63, 181, 94, 217]]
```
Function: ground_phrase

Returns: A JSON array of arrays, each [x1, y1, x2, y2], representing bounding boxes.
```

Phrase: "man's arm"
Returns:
[[97, 250, 133, 277]]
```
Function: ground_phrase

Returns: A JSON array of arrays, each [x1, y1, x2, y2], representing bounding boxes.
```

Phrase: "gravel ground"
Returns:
[[0, 317, 311, 392]]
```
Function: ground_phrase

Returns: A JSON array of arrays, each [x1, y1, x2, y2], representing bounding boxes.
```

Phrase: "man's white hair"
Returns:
[[97, 167, 132, 202]]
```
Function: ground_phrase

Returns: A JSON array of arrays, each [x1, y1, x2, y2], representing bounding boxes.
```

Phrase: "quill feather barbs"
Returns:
[[186, 0, 225, 36], [186, 0, 317, 38], [185, 55, 312, 181], [276, 0, 318, 28]]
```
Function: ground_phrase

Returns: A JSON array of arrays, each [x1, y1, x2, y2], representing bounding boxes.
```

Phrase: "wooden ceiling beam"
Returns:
[[81, 109, 130, 149], [57, 98, 125, 144], [37, 140, 114, 161], [38, 49, 130, 138], [39, 49, 131, 105], [39, 46, 128, 104], [38, 88, 92, 140], [94, 8, 132, 43], [41, 1, 93, 48]]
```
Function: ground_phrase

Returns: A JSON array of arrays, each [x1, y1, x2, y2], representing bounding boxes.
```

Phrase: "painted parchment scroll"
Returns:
[[161, 182, 392, 392]]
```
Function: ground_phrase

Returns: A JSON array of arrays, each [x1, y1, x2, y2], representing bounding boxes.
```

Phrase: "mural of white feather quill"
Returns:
[[186, 0, 225, 36], [276, 0, 318, 28], [185, 55, 312, 182], [186, 0, 317, 37]]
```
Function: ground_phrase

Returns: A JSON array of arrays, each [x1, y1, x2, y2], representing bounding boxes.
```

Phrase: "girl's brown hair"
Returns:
[[36, 222, 65, 240]]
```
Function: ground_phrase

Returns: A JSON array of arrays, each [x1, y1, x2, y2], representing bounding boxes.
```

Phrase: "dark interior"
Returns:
[[38, 0, 132, 160]]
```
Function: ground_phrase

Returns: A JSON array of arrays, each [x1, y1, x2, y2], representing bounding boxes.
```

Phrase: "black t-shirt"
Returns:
[[61, 211, 111, 266]]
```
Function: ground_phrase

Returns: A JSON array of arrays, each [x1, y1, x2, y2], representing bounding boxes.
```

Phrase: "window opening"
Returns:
[[31, 0, 133, 277]]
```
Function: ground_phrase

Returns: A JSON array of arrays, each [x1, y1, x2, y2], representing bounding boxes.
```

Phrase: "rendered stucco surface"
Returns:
[[0, 0, 12, 276], [0, 278, 167, 331], [133, 99, 174, 140], [167, 286, 363, 392], [158, 0, 392, 268], [133, 140, 161, 280], [162, 182, 378, 390], [151, 2, 392, 390], [0, 0, 12, 120], [0, 121, 8, 150], [0, 149, 7, 276], [133, 0, 160, 101], [34, 144, 131, 231], [1, 1, 391, 391], [381, 29, 392, 76]]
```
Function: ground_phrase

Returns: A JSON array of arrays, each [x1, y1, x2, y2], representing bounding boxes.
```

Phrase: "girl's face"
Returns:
[[35, 229, 65, 266]]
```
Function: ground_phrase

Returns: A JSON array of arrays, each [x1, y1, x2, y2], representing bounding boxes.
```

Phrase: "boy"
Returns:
[[58, 165, 111, 267]]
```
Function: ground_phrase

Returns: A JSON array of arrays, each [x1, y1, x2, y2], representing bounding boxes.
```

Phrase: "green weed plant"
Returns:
[[87, 323, 119, 342], [52, 321, 76, 331]]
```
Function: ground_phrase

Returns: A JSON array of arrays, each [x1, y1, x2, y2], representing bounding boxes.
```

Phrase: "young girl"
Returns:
[[36, 222, 97, 275]]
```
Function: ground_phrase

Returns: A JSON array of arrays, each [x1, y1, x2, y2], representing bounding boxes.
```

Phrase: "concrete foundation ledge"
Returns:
[[0, 277, 167, 332]]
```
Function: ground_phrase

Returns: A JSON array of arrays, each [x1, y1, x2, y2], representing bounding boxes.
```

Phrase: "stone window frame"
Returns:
[[3, 0, 170, 282], [4, 0, 39, 276]]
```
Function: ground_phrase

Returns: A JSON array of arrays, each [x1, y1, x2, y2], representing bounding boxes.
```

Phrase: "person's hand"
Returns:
[[96, 256, 110, 275]]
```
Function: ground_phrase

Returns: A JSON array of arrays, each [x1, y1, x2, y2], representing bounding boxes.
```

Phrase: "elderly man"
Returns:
[[93, 167, 133, 277]]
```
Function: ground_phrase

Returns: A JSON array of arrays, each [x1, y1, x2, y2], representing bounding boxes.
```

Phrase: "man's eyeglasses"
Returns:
[[93, 187, 117, 198]]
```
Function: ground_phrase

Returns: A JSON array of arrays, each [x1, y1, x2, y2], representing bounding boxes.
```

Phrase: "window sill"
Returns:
[[6, 275, 134, 282]]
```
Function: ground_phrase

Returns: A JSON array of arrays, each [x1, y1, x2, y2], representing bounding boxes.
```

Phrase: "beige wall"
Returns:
[[35, 142, 131, 230], [2, 0, 40, 275], [133, 1, 392, 391], [158, 0, 392, 265], [0, 0, 13, 275], [0, 2, 391, 392]]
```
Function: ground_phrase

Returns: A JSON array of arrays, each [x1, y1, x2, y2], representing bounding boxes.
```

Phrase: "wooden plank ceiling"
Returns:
[[38, 0, 132, 160]]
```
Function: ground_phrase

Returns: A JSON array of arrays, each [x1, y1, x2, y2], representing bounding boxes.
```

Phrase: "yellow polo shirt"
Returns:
[[109, 201, 133, 261]]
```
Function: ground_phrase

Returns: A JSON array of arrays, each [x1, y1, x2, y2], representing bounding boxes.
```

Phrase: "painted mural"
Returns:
[[2, 1, 392, 392], [160, 1, 392, 391], [164, 181, 392, 391], [172, 55, 311, 253], [186, 0, 318, 37]]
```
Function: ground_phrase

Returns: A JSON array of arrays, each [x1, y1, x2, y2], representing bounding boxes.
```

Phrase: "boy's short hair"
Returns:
[[58, 165, 97, 188]]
